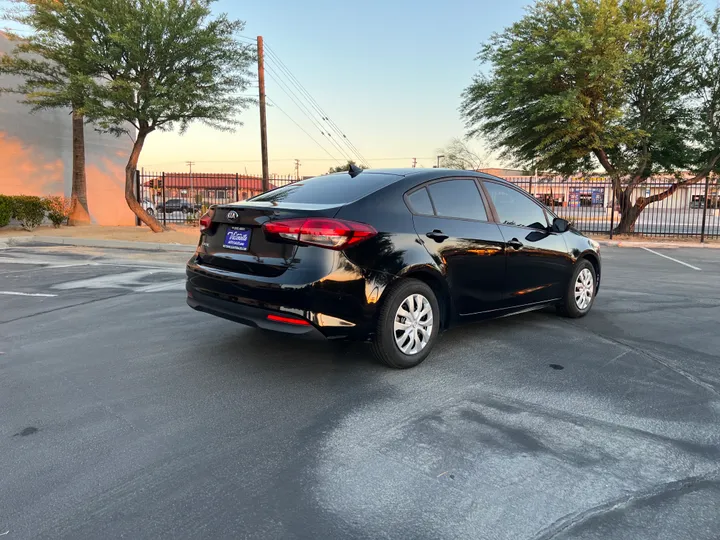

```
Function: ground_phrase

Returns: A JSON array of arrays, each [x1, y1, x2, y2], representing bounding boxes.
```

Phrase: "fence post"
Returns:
[[609, 184, 616, 240], [135, 170, 141, 226], [700, 175, 710, 243], [235, 173, 239, 201], [161, 171, 167, 227]]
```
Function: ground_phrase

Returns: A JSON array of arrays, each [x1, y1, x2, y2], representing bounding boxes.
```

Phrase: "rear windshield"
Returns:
[[249, 172, 400, 205]]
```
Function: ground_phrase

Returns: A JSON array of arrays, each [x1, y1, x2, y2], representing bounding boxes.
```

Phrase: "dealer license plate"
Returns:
[[223, 226, 251, 251]]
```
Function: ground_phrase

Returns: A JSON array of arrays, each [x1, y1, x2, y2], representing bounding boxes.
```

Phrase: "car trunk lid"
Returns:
[[198, 201, 342, 276]]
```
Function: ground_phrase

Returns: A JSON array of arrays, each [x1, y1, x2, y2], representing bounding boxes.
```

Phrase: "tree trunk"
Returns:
[[611, 187, 638, 234], [614, 202, 642, 234], [125, 130, 164, 232], [598, 147, 720, 235], [68, 109, 91, 225]]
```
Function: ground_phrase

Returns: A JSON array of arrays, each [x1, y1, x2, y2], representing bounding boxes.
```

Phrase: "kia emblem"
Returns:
[[227, 210, 239, 221]]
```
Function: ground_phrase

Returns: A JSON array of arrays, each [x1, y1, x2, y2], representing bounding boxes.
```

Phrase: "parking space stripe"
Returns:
[[0, 291, 58, 297], [641, 247, 702, 271]]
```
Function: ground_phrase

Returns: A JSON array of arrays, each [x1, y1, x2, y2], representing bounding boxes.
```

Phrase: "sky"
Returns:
[[135, 0, 534, 176], [3, 0, 718, 177]]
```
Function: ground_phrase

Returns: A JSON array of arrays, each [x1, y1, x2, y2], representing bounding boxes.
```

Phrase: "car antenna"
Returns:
[[348, 163, 362, 178]]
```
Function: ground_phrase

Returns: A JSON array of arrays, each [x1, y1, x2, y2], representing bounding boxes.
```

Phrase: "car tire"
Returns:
[[557, 259, 597, 318], [146, 208, 155, 217], [370, 279, 440, 369]]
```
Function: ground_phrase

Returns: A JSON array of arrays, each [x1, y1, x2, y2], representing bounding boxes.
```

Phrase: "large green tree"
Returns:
[[1, 0, 97, 225], [74, 0, 255, 231], [461, 0, 720, 233]]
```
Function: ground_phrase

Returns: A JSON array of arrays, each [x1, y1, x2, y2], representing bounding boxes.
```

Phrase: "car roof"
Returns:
[[329, 167, 512, 186]]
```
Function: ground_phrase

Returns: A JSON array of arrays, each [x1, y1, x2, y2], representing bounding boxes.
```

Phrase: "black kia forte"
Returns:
[[186, 167, 601, 368]]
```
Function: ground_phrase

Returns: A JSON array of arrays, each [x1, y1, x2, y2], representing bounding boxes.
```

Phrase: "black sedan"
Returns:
[[157, 198, 200, 214], [186, 168, 601, 368]]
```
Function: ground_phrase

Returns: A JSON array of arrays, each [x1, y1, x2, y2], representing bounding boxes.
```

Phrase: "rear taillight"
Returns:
[[262, 218, 377, 250], [199, 212, 213, 232]]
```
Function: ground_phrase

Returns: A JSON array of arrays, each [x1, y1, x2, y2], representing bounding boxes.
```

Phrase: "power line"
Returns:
[[142, 157, 436, 167], [265, 44, 370, 166], [235, 35, 368, 166], [264, 44, 366, 164], [264, 65, 353, 162], [263, 43, 370, 166], [266, 96, 343, 165], [263, 60, 349, 158]]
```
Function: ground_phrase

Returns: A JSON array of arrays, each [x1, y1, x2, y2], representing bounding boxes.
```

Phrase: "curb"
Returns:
[[2, 236, 716, 252], [598, 240, 720, 249], [3, 236, 197, 253]]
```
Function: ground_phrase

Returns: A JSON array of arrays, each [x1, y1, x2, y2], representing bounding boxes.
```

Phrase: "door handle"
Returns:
[[426, 229, 448, 242], [507, 238, 523, 250]]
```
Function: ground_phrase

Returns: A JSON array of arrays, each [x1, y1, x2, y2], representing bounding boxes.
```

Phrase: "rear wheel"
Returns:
[[146, 208, 155, 217], [371, 279, 440, 369], [557, 260, 596, 318]]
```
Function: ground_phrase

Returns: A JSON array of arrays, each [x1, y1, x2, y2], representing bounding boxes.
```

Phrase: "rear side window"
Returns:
[[427, 180, 487, 221], [249, 172, 400, 204], [406, 188, 434, 215]]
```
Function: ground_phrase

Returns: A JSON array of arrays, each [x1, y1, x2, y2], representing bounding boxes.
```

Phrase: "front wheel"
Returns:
[[371, 279, 440, 369], [557, 260, 597, 318]]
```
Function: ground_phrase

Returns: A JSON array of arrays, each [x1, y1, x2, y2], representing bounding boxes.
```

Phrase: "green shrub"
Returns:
[[0, 195, 12, 228], [12, 195, 47, 231], [43, 195, 72, 228]]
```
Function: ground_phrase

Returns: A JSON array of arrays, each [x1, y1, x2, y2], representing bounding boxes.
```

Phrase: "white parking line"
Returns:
[[641, 247, 701, 271], [0, 291, 57, 297]]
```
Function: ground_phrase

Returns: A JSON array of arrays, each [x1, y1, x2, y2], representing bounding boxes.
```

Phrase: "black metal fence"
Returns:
[[505, 175, 720, 240], [135, 171, 299, 225], [135, 170, 720, 240]]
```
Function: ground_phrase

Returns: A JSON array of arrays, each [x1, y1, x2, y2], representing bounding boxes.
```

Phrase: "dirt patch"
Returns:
[[0, 224, 199, 245]]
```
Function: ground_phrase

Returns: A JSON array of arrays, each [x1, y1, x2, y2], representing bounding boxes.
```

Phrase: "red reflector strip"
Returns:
[[266, 314, 310, 326]]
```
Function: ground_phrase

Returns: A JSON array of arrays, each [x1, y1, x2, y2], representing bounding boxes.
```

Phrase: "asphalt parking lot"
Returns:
[[1, 244, 719, 540]]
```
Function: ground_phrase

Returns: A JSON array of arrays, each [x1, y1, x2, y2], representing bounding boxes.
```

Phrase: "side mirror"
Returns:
[[552, 217, 570, 233]]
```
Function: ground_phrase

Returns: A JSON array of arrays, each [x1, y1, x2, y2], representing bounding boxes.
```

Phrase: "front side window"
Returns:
[[426, 180, 487, 221], [483, 182, 548, 229]]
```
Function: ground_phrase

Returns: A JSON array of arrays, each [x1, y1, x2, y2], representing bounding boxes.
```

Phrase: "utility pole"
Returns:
[[257, 36, 270, 192], [412, 158, 417, 168], [186, 161, 195, 201], [294, 159, 301, 180]]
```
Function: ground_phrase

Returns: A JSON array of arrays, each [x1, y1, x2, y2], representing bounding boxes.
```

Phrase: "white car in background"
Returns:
[[141, 198, 156, 217]]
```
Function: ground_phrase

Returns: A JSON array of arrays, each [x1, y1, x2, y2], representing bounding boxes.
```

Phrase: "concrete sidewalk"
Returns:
[[0, 225, 198, 252], [598, 239, 720, 249], [0, 235, 197, 252]]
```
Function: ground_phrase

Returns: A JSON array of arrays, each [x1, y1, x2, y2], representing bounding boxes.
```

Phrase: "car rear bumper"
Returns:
[[187, 288, 326, 338], [186, 259, 391, 339]]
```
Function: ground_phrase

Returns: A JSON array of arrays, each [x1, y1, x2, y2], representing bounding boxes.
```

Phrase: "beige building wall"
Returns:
[[0, 32, 134, 225]]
